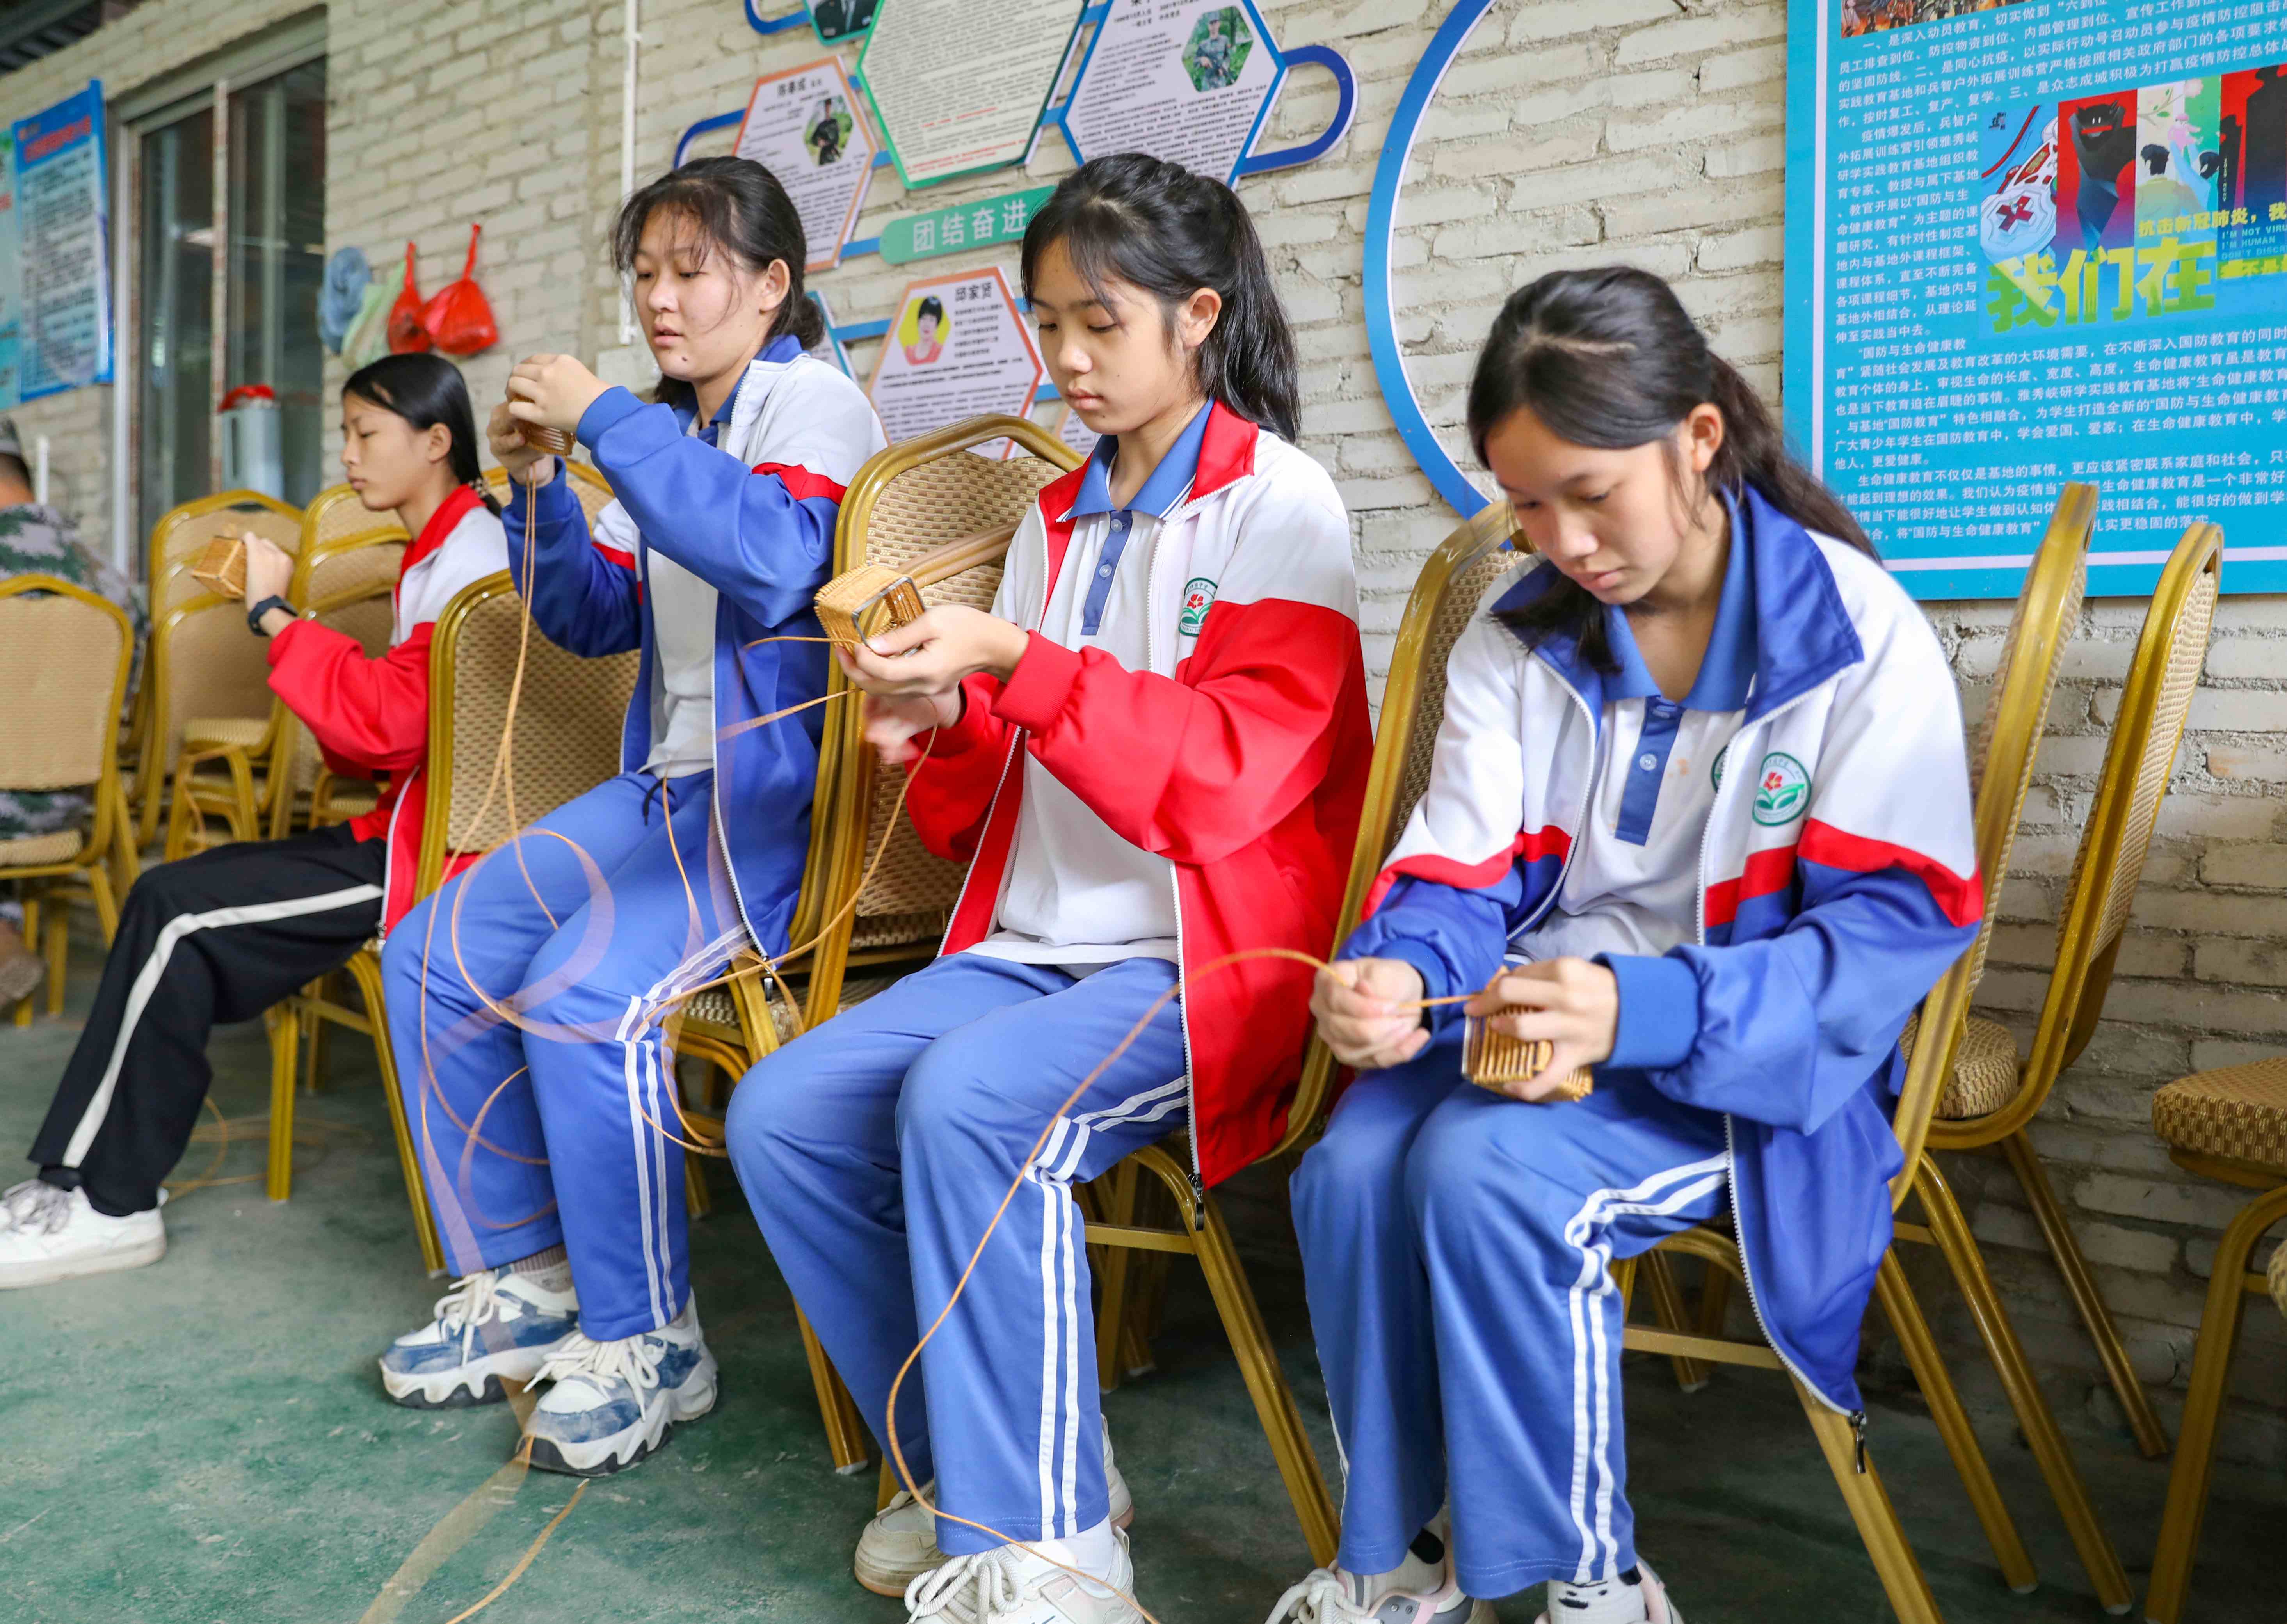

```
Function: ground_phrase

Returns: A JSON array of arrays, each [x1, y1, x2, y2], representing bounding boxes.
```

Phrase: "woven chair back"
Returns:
[[0, 581, 129, 790], [152, 495, 301, 615]]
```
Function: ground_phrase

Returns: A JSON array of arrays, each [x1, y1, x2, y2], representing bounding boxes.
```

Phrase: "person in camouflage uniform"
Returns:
[[0, 416, 146, 1003]]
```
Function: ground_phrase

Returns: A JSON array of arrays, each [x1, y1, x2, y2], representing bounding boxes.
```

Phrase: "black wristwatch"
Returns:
[[247, 596, 296, 636]]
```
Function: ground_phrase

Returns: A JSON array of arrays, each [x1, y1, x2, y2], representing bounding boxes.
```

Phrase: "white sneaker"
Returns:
[[1264, 1565, 1495, 1624], [523, 1295, 718, 1476], [377, 1268, 580, 1408], [905, 1527, 1143, 1624], [857, 1417, 1135, 1597], [1534, 1562, 1682, 1624], [0, 1179, 164, 1288]]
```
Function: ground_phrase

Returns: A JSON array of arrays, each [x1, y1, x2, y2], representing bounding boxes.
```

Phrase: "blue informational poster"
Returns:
[[12, 81, 112, 403], [0, 128, 20, 411], [1785, 3, 2287, 598]]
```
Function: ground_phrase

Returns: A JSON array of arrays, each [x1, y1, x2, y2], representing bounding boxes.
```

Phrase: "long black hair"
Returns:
[[343, 352, 499, 515], [1020, 153, 1300, 441], [1467, 266, 1872, 673], [611, 155, 826, 351]]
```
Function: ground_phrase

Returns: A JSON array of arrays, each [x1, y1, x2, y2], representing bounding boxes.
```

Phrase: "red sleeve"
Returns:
[[987, 596, 1364, 867], [265, 618, 432, 775], [903, 671, 1016, 862]]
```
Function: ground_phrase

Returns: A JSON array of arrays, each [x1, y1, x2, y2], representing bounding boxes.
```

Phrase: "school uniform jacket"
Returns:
[[905, 403, 1372, 1193], [1343, 485, 1982, 1415], [265, 484, 510, 931], [508, 334, 887, 956]]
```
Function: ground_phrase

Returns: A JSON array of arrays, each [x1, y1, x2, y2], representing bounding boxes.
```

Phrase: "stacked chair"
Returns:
[[0, 577, 138, 1023], [131, 490, 304, 849]]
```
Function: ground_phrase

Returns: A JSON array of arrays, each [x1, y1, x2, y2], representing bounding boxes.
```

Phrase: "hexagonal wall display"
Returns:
[[867, 267, 1047, 458], [1062, 0, 1285, 185], [857, 0, 1085, 188], [734, 57, 879, 272]]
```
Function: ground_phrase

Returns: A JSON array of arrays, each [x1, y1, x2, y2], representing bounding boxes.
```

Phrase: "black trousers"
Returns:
[[30, 825, 388, 1215]]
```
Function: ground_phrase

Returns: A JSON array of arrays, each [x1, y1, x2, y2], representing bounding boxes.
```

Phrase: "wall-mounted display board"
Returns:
[[866, 266, 1046, 457], [734, 57, 879, 272], [880, 185, 1055, 265], [1062, 0, 1284, 185], [858, 0, 1085, 188], [1786, 1, 2287, 597], [805, 290, 855, 375], [11, 80, 111, 403], [1056, 402, 1100, 457], [806, 0, 875, 43]]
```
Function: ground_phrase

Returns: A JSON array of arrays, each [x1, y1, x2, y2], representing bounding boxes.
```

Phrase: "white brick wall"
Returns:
[[9, 0, 2287, 1464]]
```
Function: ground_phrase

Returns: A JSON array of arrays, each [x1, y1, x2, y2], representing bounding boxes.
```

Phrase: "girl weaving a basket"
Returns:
[[373, 156, 883, 1475], [727, 154, 1370, 1623], [1269, 268, 1983, 1624], [2, 355, 507, 1291]]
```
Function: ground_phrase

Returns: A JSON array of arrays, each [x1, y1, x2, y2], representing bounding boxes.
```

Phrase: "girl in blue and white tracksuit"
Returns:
[[1268, 269, 1982, 1624], [374, 158, 883, 1477]]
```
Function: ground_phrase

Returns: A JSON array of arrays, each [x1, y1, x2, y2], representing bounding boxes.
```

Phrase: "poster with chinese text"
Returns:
[[1785, 3, 2287, 597], [865, 267, 1045, 458], [858, 0, 1085, 187], [733, 58, 878, 272]]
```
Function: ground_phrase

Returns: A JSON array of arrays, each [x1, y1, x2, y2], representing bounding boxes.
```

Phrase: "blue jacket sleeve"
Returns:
[[504, 459, 642, 657], [1612, 864, 1976, 1134], [1337, 871, 1518, 1041], [577, 386, 837, 629]]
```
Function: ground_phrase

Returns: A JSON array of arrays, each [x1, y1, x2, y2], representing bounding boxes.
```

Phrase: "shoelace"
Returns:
[[1262, 1569, 1375, 1624], [427, 1269, 519, 1362], [906, 1549, 1024, 1622], [531, 1328, 662, 1402], [0, 1178, 70, 1236]]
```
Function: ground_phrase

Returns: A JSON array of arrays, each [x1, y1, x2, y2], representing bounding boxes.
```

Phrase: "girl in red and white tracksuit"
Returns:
[[727, 155, 1370, 1623], [9, 353, 506, 1288]]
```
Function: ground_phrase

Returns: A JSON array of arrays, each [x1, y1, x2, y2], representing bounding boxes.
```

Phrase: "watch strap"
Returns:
[[248, 596, 296, 636]]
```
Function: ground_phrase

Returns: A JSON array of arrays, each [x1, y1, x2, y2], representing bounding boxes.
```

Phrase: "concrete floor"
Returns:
[[2, 953, 2281, 1624]]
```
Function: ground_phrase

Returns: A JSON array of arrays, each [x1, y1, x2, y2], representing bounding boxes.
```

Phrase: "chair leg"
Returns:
[[1997, 1129, 2170, 1460], [1640, 1250, 1711, 1393], [347, 950, 445, 1276], [2143, 1182, 2287, 1624], [797, 1303, 873, 1474], [164, 772, 194, 864], [1875, 1249, 2038, 1594], [12, 896, 38, 1027], [87, 863, 118, 942], [1187, 1188, 1339, 1568], [225, 752, 258, 843], [1696, 1256, 1733, 1336], [684, 1155, 713, 1220], [1794, 1379, 1945, 1624], [1916, 1155, 2134, 1613], [109, 782, 141, 894], [40, 896, 66, 1017], [1094, 1160, 1140, 1395], [265, 1002, 300, 1202]]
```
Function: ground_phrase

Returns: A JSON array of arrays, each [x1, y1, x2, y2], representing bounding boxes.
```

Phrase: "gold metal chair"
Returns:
[[1315, 489, 2100, 1622], [130, 491, 305, 848], [0, 578, 137, 1024], [269, 553, 638, 1273], [1901, 518, 2220, 1480], [165, 487, 408, 859], [807, 416, 1347, 1562]]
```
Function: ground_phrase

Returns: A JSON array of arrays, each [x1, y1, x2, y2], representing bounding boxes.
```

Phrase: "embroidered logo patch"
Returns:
[[1752, 751, 1810, 825], [1178, 577, 1217, 636], [1710, 744, 1728, 789]]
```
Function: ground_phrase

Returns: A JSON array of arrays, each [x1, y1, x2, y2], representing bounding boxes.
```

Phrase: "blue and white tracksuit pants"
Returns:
[[381, 770, 742, 1341], [1292, 1039, 1730, 1599], [725, 952, 1186, 1555]]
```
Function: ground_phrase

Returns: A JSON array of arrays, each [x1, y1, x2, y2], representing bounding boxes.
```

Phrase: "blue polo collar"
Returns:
[[1068, 402, 1213, 522], [1598, 489, 1759, 712]]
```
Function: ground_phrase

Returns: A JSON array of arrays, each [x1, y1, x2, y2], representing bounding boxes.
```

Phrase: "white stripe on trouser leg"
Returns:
[[1059, 1168, 1082, 1535], [1559, 1153, 1732, 1581], [1035, 1172, 1063, 1533], [60, 885, 386, 1166], [619, 993, 667, 1328]]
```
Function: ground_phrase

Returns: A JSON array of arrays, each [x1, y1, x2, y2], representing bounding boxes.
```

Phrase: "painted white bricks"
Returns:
[[0, 0, 2282, 1464]]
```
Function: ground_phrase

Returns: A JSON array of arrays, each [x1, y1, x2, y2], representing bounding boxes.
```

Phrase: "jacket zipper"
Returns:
[[1515, 653, 1602, 946], [372, 765, 416, 944], [1693, 688, 1866, 1444], [702, 364, 766, 951]]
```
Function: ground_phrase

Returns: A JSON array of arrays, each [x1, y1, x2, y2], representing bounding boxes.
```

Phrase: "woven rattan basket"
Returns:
[[1461, 1013, 1594, 1102], [189, 534, 248, 599]]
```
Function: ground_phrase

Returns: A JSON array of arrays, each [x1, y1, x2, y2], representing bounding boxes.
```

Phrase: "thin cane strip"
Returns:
[[450, 1066, 564, 1233], [436, 1477, 587, 1624]]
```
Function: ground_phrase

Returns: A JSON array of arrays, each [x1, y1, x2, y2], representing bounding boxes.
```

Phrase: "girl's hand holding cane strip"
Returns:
[[1462, 958, 1618, 1102]]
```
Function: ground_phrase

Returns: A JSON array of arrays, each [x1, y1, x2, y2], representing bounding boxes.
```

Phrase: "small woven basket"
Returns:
[[520, 423, 574, 457], [189, 534, 248, 599], [817, 562, 926, 648], [1462, 1012, 1594, 1102]]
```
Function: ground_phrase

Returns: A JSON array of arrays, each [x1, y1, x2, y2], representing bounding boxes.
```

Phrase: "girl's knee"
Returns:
[[893, 1031, 1001, 1157]]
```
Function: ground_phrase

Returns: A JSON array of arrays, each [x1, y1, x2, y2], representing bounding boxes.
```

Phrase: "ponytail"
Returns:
[[342, 352, 500, 515], [1465, 265, 1870, 673], [1021, 153, 1300, 441]]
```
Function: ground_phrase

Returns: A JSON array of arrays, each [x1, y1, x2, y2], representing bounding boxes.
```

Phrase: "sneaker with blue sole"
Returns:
[[523, 1296, 718, 1477], [379, 1268, 580, 1409]]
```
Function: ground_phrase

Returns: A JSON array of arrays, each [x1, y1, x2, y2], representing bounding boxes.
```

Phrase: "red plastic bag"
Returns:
[[386, 242, 431, 354], [422, 224, 499, 357]]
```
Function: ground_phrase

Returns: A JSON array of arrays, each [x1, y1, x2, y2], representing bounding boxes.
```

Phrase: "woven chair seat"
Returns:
[[1899, 1010, 2022, 1119], [682, 974, 900, 1044], [323, 782, 381, 817], [182, 716, 269, 751], [2152, 1059, 2287, 1175], [0, 828, 83, 866]]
